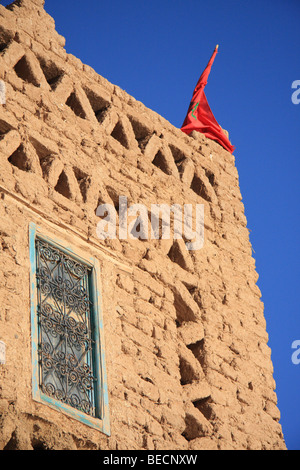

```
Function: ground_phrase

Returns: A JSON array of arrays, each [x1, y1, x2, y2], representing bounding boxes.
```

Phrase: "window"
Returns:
[[29, 223, 110, 435]]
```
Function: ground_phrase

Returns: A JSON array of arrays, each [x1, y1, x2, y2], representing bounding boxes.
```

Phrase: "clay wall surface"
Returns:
[[0, 0, 286, 450]]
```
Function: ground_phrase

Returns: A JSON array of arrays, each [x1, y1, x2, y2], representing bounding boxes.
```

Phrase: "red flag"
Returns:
[[181, 45, 235, 154]]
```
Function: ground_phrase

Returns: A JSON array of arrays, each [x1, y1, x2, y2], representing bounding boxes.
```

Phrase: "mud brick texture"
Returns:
[[0, 0, 286, 450]]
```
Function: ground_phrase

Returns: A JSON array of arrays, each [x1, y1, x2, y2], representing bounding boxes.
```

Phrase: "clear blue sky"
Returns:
[[2, 0, 300, 450]]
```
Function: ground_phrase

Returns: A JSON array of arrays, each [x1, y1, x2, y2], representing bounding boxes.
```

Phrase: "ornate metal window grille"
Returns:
[[35, 238, 98, 418]]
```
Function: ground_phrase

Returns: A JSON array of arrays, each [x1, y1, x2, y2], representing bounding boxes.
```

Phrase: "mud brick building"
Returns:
[[0, 0, 286, 450]]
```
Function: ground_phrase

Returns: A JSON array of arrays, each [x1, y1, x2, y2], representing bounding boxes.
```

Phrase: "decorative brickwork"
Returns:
[[0, 0, 286, 450]]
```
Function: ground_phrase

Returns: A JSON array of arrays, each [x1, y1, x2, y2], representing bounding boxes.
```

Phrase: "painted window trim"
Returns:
[[29, 222, 110, 436]]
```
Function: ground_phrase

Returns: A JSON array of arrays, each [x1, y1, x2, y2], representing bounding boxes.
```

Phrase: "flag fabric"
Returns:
[[181, 46, 235, 154]]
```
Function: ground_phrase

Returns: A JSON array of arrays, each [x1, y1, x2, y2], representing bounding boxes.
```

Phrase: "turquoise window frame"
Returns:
[[29, 222, 110, 435]]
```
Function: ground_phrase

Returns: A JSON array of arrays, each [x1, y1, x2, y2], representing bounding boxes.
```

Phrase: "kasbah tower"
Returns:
[[0, 0, 286, 451]]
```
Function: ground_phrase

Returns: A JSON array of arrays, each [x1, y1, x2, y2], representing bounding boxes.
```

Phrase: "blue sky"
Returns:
[[2, 0, 300, 450]]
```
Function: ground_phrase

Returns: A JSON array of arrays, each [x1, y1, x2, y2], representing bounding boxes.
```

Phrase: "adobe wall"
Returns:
[[0, 0, 286, 450]]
